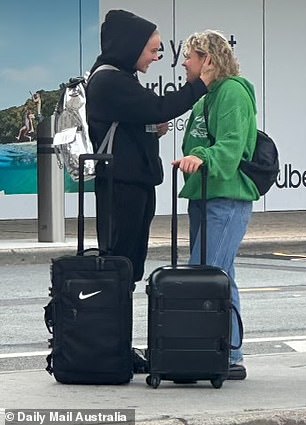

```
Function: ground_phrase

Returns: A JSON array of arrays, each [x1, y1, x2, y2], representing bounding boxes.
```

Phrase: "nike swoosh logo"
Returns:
[[78, 290, 102, 300]]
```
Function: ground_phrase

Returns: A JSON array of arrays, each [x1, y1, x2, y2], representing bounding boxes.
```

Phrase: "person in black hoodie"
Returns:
[[86, 9, 214, 372], [87, 9, 213, 285]]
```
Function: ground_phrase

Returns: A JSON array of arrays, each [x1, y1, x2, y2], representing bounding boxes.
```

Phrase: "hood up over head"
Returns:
[[91, 9, 157, 73]]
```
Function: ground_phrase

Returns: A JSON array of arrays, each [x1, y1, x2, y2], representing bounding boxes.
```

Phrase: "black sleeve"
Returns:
[[87, 71, 208, 124]]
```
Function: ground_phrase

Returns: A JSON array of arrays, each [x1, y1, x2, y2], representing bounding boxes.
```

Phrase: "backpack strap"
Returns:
[[203, 98, 216, 146], [87, 64, 120, 154], [97, 122, 119, 154], [87, 64, 119, 83]]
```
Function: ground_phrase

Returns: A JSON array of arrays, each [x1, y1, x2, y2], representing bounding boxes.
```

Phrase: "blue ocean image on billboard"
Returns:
[[0, 141, 94, 194], [0, 0, 99, 196]]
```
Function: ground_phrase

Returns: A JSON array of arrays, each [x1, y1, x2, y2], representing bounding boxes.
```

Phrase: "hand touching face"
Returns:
[[183, 49, 215, 85]]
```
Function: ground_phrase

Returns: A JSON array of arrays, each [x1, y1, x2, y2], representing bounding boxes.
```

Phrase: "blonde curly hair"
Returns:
[[183, 30, 240, 79]]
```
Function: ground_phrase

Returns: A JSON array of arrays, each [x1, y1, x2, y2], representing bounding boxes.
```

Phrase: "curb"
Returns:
[[1, 238, 306, 266], [166, 410, 306, 425]]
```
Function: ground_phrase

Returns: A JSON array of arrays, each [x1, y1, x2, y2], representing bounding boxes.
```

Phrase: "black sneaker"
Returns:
[[228, 363, 247, 380], [132, 348, 148, 374]]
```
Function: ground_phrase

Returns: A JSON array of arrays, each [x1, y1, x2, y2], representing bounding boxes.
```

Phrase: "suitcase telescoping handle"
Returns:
[[78, 153, 113, 255], [171, 164, 208, 266]]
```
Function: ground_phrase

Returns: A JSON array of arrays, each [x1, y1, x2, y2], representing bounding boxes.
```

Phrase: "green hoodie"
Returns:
[[179, 77, 260, 201]]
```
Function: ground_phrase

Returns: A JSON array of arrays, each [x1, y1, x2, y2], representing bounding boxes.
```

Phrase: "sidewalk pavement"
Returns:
[[1, 211, 306, 424], [0, 210, 306, 264], [1, 352, 306, 425]]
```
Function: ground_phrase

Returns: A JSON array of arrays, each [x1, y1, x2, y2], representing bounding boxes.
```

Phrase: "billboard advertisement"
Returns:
[[0, 0, 305, 218], [0, 0, 100, 218]]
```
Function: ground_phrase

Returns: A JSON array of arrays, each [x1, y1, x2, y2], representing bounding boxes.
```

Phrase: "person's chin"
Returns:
[[188, 73, 199, 83], [139, 66, 148, 74]]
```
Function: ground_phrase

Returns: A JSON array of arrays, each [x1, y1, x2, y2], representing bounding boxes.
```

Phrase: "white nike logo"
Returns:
[[78, 290, 102, 300]]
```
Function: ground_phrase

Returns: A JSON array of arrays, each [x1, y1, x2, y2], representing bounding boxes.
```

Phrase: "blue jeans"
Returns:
[[188, 198, 253, 364]]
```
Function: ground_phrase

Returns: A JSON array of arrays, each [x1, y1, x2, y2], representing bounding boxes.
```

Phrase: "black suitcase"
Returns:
[[44, 153, 134, 384], [145, 165, 242, 389]]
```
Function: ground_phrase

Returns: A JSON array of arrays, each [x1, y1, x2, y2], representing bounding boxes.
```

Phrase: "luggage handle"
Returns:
[[43, 302, 53, 334], [78, 153, 113, 255], [231, 304, 244, 349], [171, 164, 207, 266]]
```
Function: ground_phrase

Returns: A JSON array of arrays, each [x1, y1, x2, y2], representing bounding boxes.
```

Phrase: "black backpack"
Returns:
[[203, 101, 279, 196], [239, 129, 279, 195]]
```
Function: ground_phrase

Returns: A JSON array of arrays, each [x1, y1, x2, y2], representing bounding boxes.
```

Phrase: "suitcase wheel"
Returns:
[[146, 374, 160, 389], [210, 377, 223, 389]]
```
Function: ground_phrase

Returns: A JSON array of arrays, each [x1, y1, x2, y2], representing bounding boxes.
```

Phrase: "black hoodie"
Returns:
[[86, 9, 208, 187]]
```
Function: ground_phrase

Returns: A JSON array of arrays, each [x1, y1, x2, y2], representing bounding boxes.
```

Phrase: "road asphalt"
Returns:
[[1, 211, 306, 424]]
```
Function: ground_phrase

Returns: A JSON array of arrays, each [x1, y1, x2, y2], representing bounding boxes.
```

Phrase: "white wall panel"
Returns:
[[0, 194, 37, 219], [264, 0, 306, 210]]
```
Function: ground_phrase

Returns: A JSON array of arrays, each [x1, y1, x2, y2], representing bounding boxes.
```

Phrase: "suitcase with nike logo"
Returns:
[[145, 165, 243, 389], [44, 153, 134, 384]]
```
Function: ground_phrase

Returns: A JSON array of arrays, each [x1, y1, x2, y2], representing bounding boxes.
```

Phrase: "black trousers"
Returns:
[[95, 178, 156, 283]]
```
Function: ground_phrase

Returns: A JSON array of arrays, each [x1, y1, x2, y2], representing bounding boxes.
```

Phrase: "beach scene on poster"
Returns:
[[0, 91, 93, 195], [0, 0, 99, 206]]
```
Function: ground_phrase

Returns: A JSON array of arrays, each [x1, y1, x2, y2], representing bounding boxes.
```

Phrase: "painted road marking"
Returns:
[[240, 287, 280, 292], [273, 252, 306, 258], [284, 340, 306, 352], [244, 335, 306, 343], [0, 351, 49, 359], [273, 252, 306, 260]]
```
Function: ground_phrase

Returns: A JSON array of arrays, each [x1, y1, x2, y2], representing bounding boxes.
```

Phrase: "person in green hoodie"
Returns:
[[173, 30, 259, 380]]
